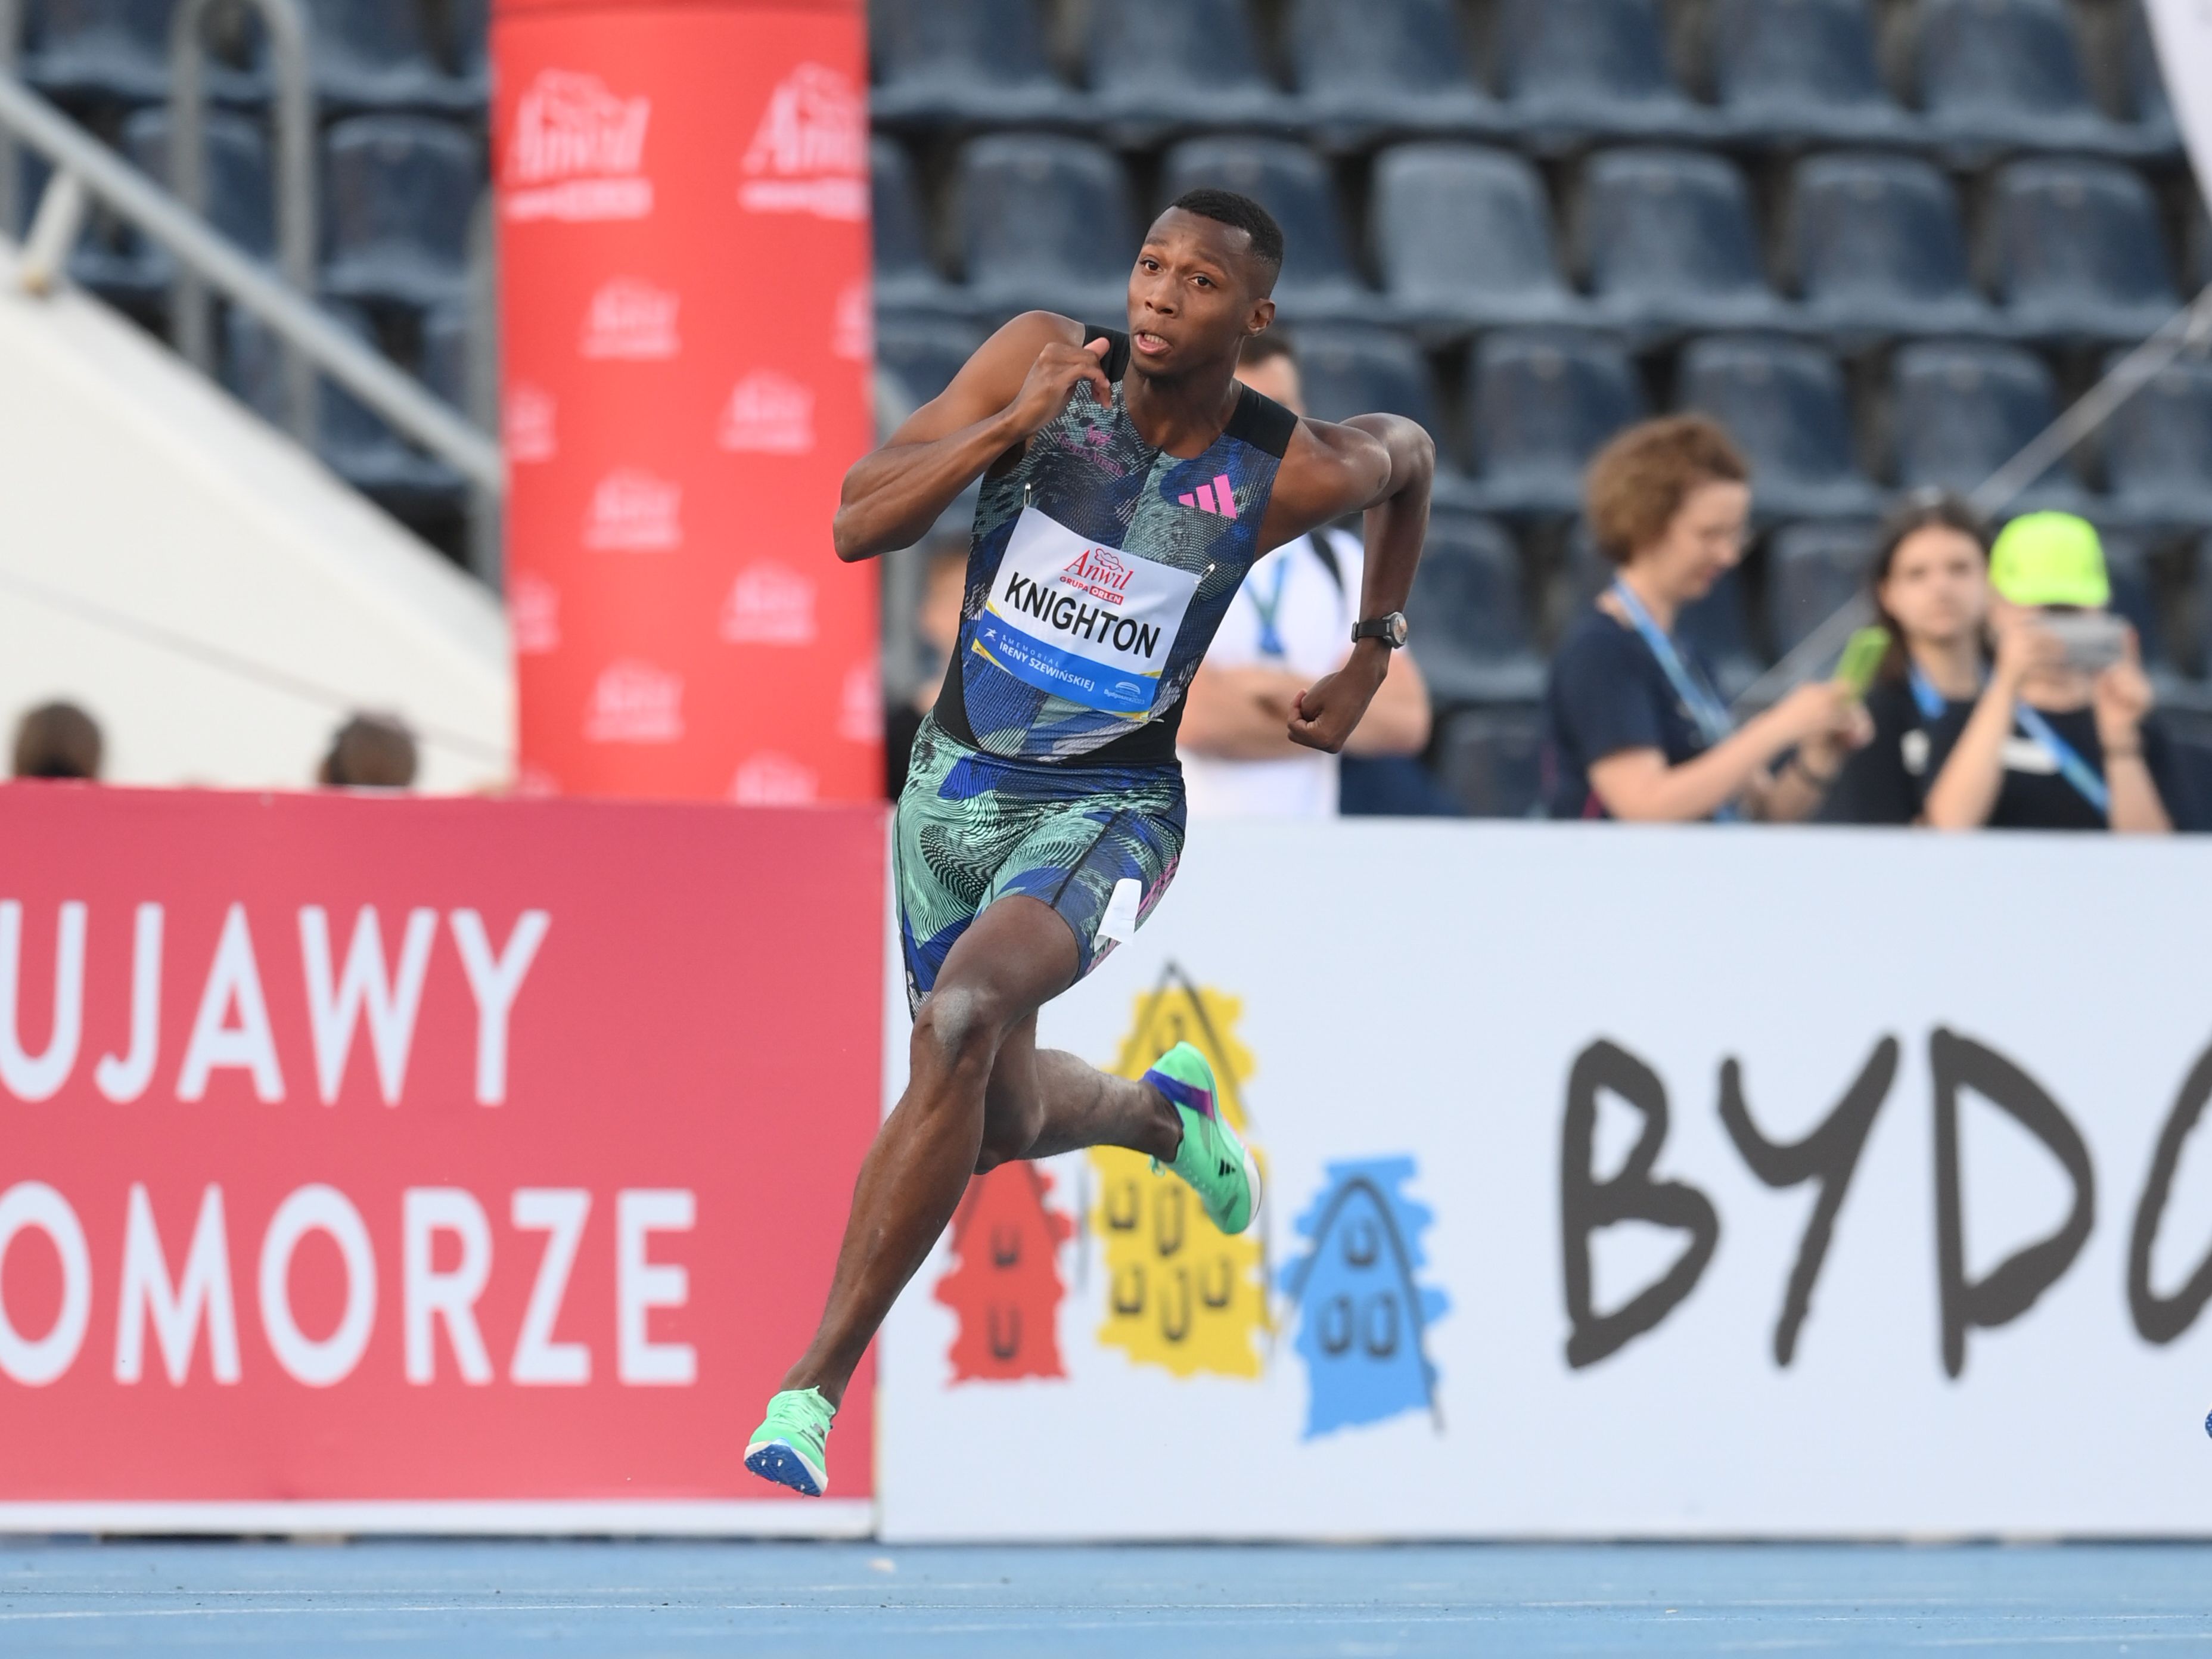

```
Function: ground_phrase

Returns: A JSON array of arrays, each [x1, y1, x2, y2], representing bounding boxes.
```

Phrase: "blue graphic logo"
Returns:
[[1278, 1157, 1448, 1439]]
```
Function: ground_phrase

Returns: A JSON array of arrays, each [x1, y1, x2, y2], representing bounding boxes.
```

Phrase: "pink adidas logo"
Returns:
[[1177, 474, 1238, 518]]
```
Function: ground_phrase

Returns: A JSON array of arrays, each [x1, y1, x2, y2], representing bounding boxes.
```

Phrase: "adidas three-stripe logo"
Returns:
[[1177, 473, 1239, 518]]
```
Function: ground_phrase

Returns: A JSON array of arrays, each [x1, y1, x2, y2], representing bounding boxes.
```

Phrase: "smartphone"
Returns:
[[1834, 626, 1893, 698], [2039, 611, 2129, 675]]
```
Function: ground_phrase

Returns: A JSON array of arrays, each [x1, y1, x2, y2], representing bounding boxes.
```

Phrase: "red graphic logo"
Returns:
[[505, 70, 653, 223], [740, 64, 866, 222], [580, 279, 680, 362], [935, 1164, 1074, 1382], [832, 281, 871, 364], [1058, 546, 1135, 607]]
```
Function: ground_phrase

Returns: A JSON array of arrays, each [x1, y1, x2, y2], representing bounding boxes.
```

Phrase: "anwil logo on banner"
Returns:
[[731, 753, 819, 806], [840, 660, 883, 744], [586, 661, 684, 744], [720, 565, 818, 646], [585, 470, 683, 552], [740, 64, 865, 222], [510, 572, 561, 655], [580, 279, 680, 362], [505, 70, 653, 223], [505, 384, 558, 464], [717, 372, 816, 455], [834, 281, 872, 364]]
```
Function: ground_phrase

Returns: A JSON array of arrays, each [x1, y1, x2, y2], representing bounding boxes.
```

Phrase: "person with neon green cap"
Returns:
[[1920, 512, 2176, 834]]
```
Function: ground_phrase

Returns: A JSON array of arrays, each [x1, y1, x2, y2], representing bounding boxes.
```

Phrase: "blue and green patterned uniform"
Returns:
[[896, 325, 1298, 1011]]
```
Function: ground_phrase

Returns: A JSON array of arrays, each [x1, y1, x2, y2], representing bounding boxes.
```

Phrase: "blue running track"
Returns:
[[3, 1540, 2210, 1655]]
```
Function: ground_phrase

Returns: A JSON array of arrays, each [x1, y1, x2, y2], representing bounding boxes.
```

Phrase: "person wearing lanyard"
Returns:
[[1921, 512, 2176, 834], [1818, 491, 1994, 826], [1180, 333, 1433, 816], [1543, 415, 1869, 822]]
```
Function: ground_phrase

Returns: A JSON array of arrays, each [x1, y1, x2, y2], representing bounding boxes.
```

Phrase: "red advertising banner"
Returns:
[[0, 785, 881, 1533], [495, 0, 880, 805]]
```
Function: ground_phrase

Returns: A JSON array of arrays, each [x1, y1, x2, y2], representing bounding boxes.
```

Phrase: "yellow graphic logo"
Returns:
[[1090, 964, 1270, 1378]]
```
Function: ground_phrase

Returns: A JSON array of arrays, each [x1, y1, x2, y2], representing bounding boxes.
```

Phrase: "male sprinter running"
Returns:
[[745, 189, 1434, 1496]]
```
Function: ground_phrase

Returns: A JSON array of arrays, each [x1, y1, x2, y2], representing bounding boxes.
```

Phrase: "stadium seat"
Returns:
[[953, 133, 1135, 324], [1984, 159, 2179, 343], [1576, 148, 1788, 335], [1493, 0, 1707, 145], [1786, 151, 1996, 340], [875, 315, 983, 419], [872, 136, 958, 317], [1765, 520, 1875, 656], [1083, 0, 1290, 137], [302, 0, 476, 114], [1678, 336, 1880, 520], [1369, 144, 1583, 335], [1158, 138, 1368, 321], [2122, 0, 2181, 152], [68, 105, 273, 308], [1464, 329, 1645, 515], [24, 0, 175, 103], [1706, 0, 1916, 145], [1433, 704, 1545, 818], [2094, 529, 2168, 669], [1889, 341, 2081, 504], [1407, 513, 1545, 704], [1912, 0, 2136, 159], [321, 115, 481, 307], [1287, 0, 1500, 147], [867, 0, 1068, 129], [2190, 197, 2210, 296], [1291, 325, 1443, 435], [223, 303, 465, 511], [2101, 351, 2212, 529]]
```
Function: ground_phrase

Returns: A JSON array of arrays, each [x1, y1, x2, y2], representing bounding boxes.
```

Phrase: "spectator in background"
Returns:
[[885, 528, 970, 797], [319, 713, 418, 790], [11, 701, 104, 781], [1820, 492, 1994, 826], [1920, 513, 2176, 834], [1543, 415, 1866, 822], [1179, 333, 1433, 816]]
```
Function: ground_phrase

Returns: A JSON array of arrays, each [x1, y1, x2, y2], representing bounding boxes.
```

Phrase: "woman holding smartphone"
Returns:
[[1924, 513, 2175, 834], [1824, 505, 2176, 831], [1543, 415, 1869, 822]]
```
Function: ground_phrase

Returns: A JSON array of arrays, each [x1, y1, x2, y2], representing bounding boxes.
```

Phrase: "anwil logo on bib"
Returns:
[[977, 509, 1200, 715]]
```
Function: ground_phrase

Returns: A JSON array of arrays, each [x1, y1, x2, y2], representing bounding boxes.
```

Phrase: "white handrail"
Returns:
[[170, 0, 318, 436], [0, 70, 501, 495]]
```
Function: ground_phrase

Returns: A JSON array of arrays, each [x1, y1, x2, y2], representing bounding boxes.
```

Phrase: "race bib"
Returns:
[[972, 508, 1200, 715]]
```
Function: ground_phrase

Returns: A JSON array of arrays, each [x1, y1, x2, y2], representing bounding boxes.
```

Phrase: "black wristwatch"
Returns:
[[1352, 612, 1410, 650]]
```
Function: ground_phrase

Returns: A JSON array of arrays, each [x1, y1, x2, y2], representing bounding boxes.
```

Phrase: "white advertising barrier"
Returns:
[[2147, 0, 2212, 209], [878, 821, 2212, 1539]]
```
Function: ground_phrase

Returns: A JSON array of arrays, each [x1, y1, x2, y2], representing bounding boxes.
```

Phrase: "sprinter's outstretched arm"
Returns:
[[832, 312, 1113, 563]]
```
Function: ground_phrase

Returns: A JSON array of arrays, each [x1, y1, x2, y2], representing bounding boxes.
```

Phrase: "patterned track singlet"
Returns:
[[895, 324, 1298, 1012]]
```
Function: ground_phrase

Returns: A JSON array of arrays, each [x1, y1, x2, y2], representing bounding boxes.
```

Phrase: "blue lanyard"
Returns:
[[1611, 582, 1732, 747], [1910, 665, 2109, 817], [2015, 705, 2111, 816], [1248, 555, 1291, 660], [1610, 581, 1740, 824]]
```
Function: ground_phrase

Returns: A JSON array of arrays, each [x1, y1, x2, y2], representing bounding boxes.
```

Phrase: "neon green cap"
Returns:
[[1989, 512, 2110, 608]]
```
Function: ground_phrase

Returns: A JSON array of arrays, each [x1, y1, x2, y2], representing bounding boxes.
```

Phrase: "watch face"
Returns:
[[1387, 613, 1409, 648]]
